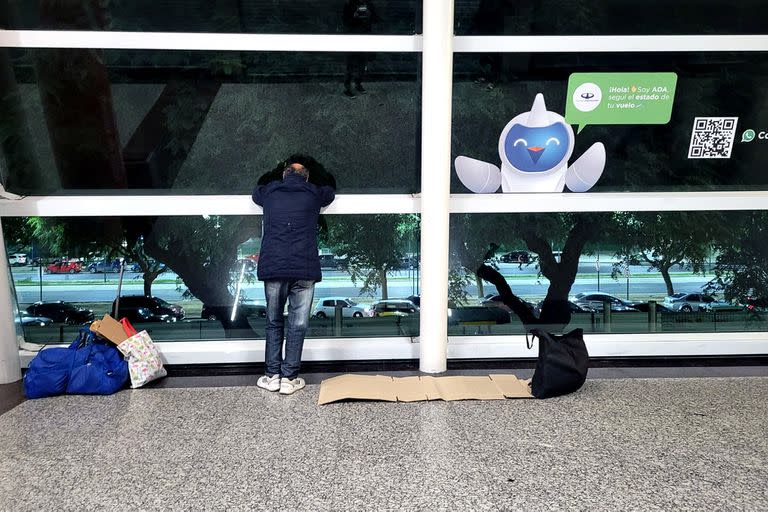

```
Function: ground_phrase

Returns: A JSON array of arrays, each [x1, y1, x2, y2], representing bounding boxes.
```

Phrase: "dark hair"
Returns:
[[258, 153, 337, 189]]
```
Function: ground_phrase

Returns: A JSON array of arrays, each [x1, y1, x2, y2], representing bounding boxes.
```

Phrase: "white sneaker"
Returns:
[[279, 377, 306, 395], [257, 374, 281, 392]]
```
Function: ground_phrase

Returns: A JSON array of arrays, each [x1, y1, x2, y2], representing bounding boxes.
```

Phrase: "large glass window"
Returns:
[[447, 211, 768, 335], [1, 49, 420, 195], [455, 1, 768, 35], [1, 1, 421, 34], [452, 52, 768, 193], [4, 214, 420, 344]]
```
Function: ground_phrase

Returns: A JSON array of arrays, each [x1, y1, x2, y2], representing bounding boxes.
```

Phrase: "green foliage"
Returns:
[[321, 214, 418, 298], [609, 211, 726, 295], [706, 212, 768, 303]]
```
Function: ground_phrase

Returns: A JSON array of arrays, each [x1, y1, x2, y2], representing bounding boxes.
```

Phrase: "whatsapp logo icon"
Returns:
[[741, 129, 756, 142]]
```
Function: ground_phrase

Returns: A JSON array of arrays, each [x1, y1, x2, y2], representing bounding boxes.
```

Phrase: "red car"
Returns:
[[45, 260, 82, 274]]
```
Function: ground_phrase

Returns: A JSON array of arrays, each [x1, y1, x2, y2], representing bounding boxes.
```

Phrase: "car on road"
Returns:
[[19, 311, 53, 327], [662, 293, 728, 312], [26, 301, 94, 325], [318, 254, 347, 270], [45, 260, 82, 274], [625, 302, 674, 313], [8, 253, 27, 266], [481, 294, 537, 314], [534, 300, 594, 316], [112, 296, 185, 323], [571, 292, 639, 312], [87, 259, 121, 273], [371, 299, 419, 317], [313, 297, 373, 318], [234, 258, 257, 272], [201, 298, 267, 321], [498, 251, 530, 264], [448, 305, 511, 325]]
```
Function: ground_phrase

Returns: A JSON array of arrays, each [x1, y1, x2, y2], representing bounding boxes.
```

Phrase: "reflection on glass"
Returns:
[[448, 211, 768, 335], [452, 52, 768, 193], [4, 214, 420, 343], [0, 49, 420, 195], [1, 0, 420, 34], [454, 0, 768, 35]]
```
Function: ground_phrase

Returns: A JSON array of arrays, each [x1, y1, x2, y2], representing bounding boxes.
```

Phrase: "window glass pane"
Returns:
[[452, 52, 768, 193], [448, 211, 768, 335], [5, 214, 420, 344], [1, 1, 421, 34], [1, 49, 420, 195], [455, 1, 768, 35]]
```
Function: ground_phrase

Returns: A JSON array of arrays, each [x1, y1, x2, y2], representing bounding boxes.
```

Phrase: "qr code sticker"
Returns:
[[688, 117, 738, 159]]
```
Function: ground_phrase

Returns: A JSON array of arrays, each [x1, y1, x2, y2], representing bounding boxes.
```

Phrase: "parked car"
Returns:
[[371, 299, 419, 317], [233, 259, 257, 272], [406, 295, 420, 307], [8, 253, 27, 266], [662, 293, 728, 312], [625, 302, 674, 313], [19, 311, 53, 327], [481, 294, 537, 315], [313, 297, 372, 318], [396, 255, 419, 270], [26, 301, 94, 325], [571, 292, 639, 312], [448, 306, 511, 325], [498, 251, 530, 264], [45, 260, 82, 274], [87, 259, 121, 273], [201, 298, 266, 321], [112, 296, 185, 323], [534, 300, 593, 316], [744, 295, 768, 312], [318, 254, 348, 270]]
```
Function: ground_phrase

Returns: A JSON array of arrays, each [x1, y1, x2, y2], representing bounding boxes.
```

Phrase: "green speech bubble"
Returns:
[[741, 129, 756, 142], [565, 72, 678, 134]]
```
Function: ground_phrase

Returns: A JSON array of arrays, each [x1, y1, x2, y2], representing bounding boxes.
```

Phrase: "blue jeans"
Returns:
[[264, 279, 315, 380]]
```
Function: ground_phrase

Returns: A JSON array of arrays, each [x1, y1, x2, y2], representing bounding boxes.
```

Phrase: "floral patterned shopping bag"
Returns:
[[117, 330, 167, 388]]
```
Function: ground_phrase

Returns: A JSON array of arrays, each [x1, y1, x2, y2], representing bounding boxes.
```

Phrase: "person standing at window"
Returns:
[[252, 155, 336, 395], [342, 0, 379, 98]]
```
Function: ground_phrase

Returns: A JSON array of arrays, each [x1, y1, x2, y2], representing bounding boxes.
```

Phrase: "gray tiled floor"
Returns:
[[1, 377, 766, 511]]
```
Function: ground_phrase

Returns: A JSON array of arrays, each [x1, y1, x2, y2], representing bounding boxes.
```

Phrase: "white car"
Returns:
[[314, 297, 373, 318], [8, 253, 27, 266], [663, 293, 727, 312]]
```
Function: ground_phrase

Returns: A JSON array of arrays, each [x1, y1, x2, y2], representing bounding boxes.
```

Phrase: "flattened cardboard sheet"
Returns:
[[489, 374, 534, 398], [318, 374, 533, 405], [392, 376, 429, 402], [317, 374, 397, 404], [433, 376, 506, 401]]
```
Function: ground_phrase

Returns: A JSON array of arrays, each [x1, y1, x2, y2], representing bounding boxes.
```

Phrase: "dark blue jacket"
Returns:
[[252, 173, 335, 282]]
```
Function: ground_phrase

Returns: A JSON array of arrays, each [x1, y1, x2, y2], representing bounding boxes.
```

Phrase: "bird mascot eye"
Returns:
[[545, 137, 560, 146], [513, 138, 528, 147]]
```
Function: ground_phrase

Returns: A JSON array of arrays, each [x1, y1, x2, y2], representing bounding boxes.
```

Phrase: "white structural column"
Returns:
[[0, 220, 21, 383], [418, 0, 454, 373]]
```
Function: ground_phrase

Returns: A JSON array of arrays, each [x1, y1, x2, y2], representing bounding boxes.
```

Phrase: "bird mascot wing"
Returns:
[[454, 156, 502, 193], [565, 142, 606, 193]]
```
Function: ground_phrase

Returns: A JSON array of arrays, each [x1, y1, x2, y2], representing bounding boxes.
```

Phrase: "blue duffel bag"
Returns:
[[24, 328, 129, 399]]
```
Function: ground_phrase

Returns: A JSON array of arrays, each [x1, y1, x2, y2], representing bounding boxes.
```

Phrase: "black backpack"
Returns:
[[527, 328, 589, 398]]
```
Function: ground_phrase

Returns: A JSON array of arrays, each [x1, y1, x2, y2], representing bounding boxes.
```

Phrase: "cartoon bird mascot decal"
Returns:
[[455, 93, 606, 193]]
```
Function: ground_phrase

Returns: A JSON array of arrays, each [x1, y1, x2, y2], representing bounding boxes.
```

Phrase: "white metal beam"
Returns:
[[454, 35, 768, 53], [418, 0, 454, 373], [2, 31, 766, 54], [0, 30, 422, 52], [2, 191, 767, 217]]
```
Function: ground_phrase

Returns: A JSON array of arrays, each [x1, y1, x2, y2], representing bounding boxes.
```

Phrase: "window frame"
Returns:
[[2, 11, 768, 362]]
